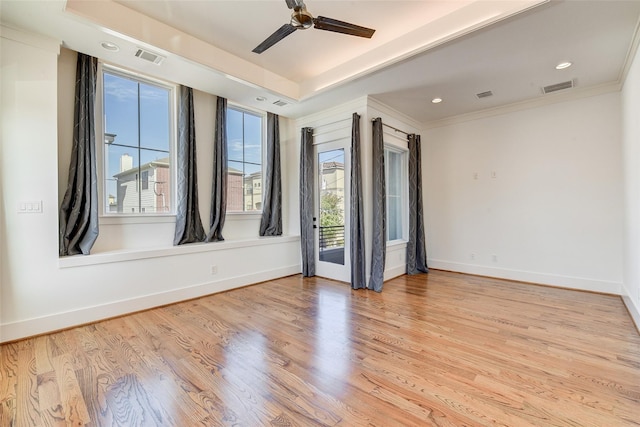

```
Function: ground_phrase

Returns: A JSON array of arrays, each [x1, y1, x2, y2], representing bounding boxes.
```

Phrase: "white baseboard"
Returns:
[[0, 264, 301, 343], [384, 264, 406, 282], [621, 294, 640, 332], [428, 259, 622, 295]]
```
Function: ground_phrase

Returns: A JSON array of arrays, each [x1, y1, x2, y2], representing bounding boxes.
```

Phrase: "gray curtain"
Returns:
[[407, 134, 429, 274], [173, 86, 206, 245], [350, 113, 366, 289], [207, 96, 228, 242], [369, 118, 386, 292], [259, 112, 282, 236], [59, 53, 99, 256], [299, 127, 315, 277]]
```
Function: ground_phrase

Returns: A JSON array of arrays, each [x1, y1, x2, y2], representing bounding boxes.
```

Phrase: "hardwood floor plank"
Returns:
[[0, 343, 18, 426], [36, 370, 65, 427], [103, 373, 174, 426], [50, 353, 91, 425], [2, 271, 639, 426], [15, 341, 41, 427]]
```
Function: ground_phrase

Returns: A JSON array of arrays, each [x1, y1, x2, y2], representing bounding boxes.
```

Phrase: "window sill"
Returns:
[[99, 212, 262, 225], [100, 215, 176, 225], [226, 212, 262, 220], [58, 235, 300, 269], [387, 239, 408, 248]]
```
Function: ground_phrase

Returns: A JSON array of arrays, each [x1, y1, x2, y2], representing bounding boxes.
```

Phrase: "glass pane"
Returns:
[[243, 112, 262, 165], [103, 73, 139, 149], [243, 163, 262, 212], [105, 144, 140, 213], [139, 83, 170, 152], [388, 195, 402, 241], [386, 151, 400, 195], [139, 148, 170, 213], [227, 108, 244, 162], [385, 149, 403, 241], [227, 160, 244, 211], [318, 149, 345, 265]]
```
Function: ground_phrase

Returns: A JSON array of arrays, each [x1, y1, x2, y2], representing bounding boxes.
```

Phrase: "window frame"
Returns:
[[96, 63, 178, 219], [384, 144, 409, 244], [225, 102, 266, 215]]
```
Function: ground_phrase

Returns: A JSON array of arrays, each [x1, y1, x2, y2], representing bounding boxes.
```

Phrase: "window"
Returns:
[[226, 106, 263, 212], [101, 67, 174, 215], [385, 146, 408, 242]]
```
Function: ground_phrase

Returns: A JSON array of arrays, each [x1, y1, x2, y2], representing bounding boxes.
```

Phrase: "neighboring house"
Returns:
[[320, 160, 345, 223], [243, 171, 262, 211], [108, 194, 117, 212], [320, 161, 344, 200], [227, 167, 244, 212], [112, 156, 171, 213]]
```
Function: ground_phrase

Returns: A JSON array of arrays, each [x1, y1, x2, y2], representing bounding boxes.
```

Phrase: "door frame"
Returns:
[[314, 139, 350, 282]]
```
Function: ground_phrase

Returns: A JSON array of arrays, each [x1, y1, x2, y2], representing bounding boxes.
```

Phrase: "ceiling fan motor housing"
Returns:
[[291, 7, 314, 29]]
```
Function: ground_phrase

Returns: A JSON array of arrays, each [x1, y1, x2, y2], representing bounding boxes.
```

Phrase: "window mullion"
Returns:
[[241, 111, 246, 211], [137, 81, 142, 213]]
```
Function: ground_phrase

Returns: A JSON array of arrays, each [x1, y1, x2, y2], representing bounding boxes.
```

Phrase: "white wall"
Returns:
[[621, 40, 640, 327], [1, 30, 301, 343], [424, 91, 624, 294]]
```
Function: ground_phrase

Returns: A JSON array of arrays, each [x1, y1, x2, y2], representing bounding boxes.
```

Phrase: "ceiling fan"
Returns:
[[252, 0, 376, 54]]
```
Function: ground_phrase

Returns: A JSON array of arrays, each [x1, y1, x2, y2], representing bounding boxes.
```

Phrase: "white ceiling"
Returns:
[[1, 0, 639, 123]]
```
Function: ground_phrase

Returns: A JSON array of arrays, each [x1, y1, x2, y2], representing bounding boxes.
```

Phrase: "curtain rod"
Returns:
[[372, 119, 411, 136], [383, 123, 410, 136]]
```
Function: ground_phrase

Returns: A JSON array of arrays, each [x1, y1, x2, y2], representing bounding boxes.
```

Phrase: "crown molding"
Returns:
[[0, 24, 60, 54], [619, 14, 640, 92]]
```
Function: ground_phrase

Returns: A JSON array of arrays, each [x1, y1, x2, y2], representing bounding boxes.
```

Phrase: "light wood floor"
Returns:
[[1, 270, 639, 426]]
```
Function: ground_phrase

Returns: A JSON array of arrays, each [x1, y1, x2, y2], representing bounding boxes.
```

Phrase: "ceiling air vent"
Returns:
[[273, 100, 288, 107], [542, 80, 574, 94], [476, 90, 493, 99], [134, 48, 165, 65]]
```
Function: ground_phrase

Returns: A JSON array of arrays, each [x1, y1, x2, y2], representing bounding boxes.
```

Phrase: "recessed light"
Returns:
[[555, 61, 572, 70], [256, 96, 267, 102], [431, 97, 443, 104], [100, 41, 120, 52]]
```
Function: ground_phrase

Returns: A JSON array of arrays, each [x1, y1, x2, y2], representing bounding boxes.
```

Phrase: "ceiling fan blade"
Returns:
[[252, 24, 297, 54], [313, 16, 375, 38], [285, 0, 305, 10]]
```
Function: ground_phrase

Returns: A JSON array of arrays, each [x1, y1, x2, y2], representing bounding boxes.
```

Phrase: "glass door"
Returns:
[[315, 141, 350, 282]]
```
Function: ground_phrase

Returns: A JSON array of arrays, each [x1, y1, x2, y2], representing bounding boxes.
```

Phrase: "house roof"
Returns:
[[113, 157, 169, 179]]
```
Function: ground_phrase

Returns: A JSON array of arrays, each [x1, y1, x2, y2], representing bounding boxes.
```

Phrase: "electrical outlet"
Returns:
[[471, 253, 476, 260], [492, 254, 498, 262], [210, 265, 218, 275]]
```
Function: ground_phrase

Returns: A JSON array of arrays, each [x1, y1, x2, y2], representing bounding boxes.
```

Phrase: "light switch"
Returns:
[[17, 200, 42, 214]]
